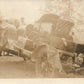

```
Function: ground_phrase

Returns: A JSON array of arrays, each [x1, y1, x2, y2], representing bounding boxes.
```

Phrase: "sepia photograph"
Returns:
[[0, 0, 84, 78]]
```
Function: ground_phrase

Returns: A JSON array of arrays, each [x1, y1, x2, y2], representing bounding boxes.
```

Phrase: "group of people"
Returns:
[[0, 18, 65, 77]]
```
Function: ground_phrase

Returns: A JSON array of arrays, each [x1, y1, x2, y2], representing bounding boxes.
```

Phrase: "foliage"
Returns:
[[44, 0, 84, 24]]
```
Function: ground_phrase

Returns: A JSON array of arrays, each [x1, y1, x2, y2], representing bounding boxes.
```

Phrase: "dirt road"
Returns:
[[0, 56, 83, 78]]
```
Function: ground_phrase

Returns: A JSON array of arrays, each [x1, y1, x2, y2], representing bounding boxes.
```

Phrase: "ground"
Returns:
[[0, 56, 83, 78]]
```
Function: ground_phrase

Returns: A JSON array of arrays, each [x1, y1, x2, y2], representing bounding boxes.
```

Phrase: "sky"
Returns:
[[0, 0, 45, 24]]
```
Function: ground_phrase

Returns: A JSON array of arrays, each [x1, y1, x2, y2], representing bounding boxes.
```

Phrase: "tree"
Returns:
[[44, 0, 84, 23], [45, 0, 71, 17]]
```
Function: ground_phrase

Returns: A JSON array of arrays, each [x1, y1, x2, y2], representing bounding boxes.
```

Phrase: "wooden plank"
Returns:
[[50, 46, 74, 57], [58, 49, 74, 57], [3, 47, 32, 61]]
